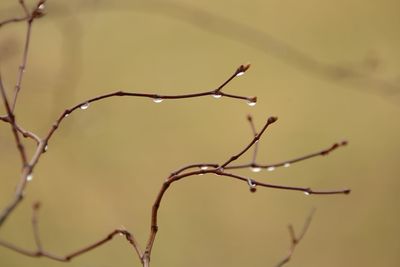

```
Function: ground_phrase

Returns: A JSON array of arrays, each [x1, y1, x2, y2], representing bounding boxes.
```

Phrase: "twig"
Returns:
[[0, 115, 41, 144], [11, 0, 46, 112], [0, 202, 143, 262], [220, 116, 278, 169], [0, 74, 28, 165], [275, 208, 316, 267], [0, 63, 255, 229], [142, 118, 350, 265]]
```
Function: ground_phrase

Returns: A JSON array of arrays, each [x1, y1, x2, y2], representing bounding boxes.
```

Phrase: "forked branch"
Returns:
[[276, 208, 316, 267]]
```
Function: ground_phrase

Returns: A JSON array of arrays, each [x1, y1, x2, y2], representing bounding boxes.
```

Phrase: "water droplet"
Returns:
[[236, 71, 245, 77], [38, 3, 45, 11], [247, 100, 256, 107], [284, 163, 291, 168], [64, 113, 69, 118], [247, 179, 257, 193], [44, 145, 48, 152], [250, 166, 261, 173], [304, 191, 310, 196], [212, 93, 222, 99], [80, 102, 90, 110], [153, 98, 163, 103], [267, 166, 275, 172], [27, 174, 33, 181], [200, 166, 209, 170]]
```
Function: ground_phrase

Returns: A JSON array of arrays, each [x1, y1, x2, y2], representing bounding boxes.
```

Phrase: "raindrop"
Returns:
[[284, 163, 291, 168], [27, 173, 33, 182], [80, 102, 90, 110], [64, 113, 69, 118], [267, 166, 275, 172], [44, 145, 48, 152], [247, 179, 257, 193], [212, 93, 222, 99], [247, 100, 256, 106], [250, 166, 261, 173], [304, 191, 310, 196], [236, 71, 245, 77], [38, 3, 45, 11], [153, 98, 164, 103], [200, 166, 209, 170]]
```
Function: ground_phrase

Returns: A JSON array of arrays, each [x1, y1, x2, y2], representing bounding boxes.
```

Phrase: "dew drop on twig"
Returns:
[[200, 166, 209, 170], [247, 100, 256, 107], [247, 179, 257, 193], [80, 102, 90, 110], [267, 166, 275, 172], [44, 145, 48, 152], [236, 71, 245, 77], [284, 163, 291, 168], [153, 98, 164, 103], [304, 191, 311, 196], [250, 166, 261, 173], [212, 93, 222, 99], [27, 174, 33, 182]]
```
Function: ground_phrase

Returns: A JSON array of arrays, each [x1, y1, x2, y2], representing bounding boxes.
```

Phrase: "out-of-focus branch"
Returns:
[[276, 208, 316, 267], [138, 0, 400, 98]]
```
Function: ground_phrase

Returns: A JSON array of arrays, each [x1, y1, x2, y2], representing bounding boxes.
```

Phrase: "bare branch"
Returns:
[[226, 140, 348, 171], [276, 208, 316, 267], [0, 202, 143, 263], [220, 116, 278, 169], [0, 73, 28, 165]]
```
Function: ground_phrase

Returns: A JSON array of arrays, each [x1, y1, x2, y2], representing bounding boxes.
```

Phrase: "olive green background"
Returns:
[[1, 0, 399, 266]]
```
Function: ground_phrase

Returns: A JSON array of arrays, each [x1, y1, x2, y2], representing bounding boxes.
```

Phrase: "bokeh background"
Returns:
[[1, 0, 400, 266]]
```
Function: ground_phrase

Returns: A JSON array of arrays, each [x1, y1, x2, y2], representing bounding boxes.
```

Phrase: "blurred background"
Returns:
[[0, 0, 399, 266]]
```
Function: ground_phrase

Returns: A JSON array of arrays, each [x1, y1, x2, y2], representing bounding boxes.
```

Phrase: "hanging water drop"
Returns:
[[38, 3, 45, 11], [80, 102, 90, 110], [212, 93, 222, 99], [200, 166, 209, 170], [284, 163, 291, 168], [304, 191, 310, 196], [44, 144, 48, 152], [64, 113, 69, 118], [250, 166, 261, 173], [247, 100, 256, 107], [27, 173, 33, 182], [153, 98, 164, 103], [267, 166, 275, 172], [236, 71, 245, 77], [247, 179, 257, 193]]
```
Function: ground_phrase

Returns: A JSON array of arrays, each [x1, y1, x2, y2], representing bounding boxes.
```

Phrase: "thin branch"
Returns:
[[0, 115, 41, 144], [41, 64, 256, 148], [0, 229, 143, 262], [246, 115, 258, 164], [0, 202, 143, 262], [0, 63, 255, 230], [0, 16, 27, 28], [275, 208, 316, 267], [143, 117, 350, 263], [31, 202, 42, 251], [0, 73, 28, 165], [226, 140, 348, 171], [220, 116, 278, 169]]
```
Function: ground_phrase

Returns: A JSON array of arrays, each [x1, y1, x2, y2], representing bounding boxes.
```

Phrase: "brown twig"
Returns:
[[0, 63, 255, 229], [276, 208, 316, 267], [0, 202, 143, 263], [142, 117, 350, 265], [11, 0, 46, 112]]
